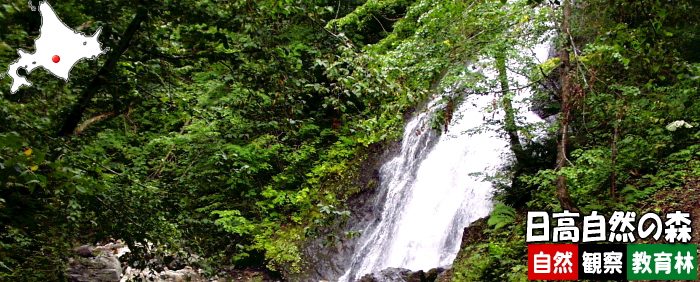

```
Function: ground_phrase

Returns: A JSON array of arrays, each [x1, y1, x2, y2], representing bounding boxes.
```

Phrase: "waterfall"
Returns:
[[337, 92, 505, 282], [338, 40, 551, 282]]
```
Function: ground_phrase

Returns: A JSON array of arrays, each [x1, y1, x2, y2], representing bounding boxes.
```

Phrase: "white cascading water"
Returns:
[[338, 39, 550, 282], [337, 93, 505, 282]]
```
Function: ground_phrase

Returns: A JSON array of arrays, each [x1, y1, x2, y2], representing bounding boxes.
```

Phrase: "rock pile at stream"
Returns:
[[67, 241, 448, 282], [355, 267, 446, 282], [67, 243, 126, 282], [66, 242, 278, 282]]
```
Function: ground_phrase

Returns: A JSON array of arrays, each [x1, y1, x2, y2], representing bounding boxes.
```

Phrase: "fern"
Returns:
[[487, 203, 517, 230]]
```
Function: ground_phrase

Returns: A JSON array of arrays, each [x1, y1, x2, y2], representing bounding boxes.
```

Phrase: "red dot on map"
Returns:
[[52, 55, 60, 63]]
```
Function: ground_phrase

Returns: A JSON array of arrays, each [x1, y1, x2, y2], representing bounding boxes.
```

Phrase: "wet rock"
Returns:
[[405, 270, 425, 282], [356, 273, 379, 282], [293, 141, 403, 282], [354, 267, 443, 282], [424, 268, 445, 282], [362, 267, 412, 282]]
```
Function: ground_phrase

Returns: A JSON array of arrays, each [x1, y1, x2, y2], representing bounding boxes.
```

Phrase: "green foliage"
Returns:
[[451, 245, 493, 281], [449, 0, 700, 280], [0, 0, 419, 279], [452, 217, 529, 282], [487, 203, 516, 230]]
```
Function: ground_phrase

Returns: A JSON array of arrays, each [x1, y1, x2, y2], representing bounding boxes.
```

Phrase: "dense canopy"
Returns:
[[1, 0, 699, 281]]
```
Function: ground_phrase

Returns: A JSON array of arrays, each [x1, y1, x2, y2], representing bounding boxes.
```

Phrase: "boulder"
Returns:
[[354, 267, 445, 282], [67, 255, 121, 282], [74, 245, 94, 257], [424, 268, 445, 282]]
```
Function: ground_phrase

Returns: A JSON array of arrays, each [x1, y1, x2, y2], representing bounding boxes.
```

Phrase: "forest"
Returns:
[[1, 0, 699, 281]]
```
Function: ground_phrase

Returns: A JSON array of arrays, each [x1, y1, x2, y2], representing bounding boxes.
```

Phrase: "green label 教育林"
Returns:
[[627, 244, 697, 280]]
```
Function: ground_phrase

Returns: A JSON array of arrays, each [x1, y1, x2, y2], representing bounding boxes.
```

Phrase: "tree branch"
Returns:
[[56, 7, 149, 137]]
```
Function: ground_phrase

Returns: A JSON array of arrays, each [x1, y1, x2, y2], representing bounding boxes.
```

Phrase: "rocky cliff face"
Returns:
[[292, 139, 403, 282]]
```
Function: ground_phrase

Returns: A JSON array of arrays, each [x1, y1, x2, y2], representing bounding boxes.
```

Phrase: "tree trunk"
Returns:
[[55, 7, 149, 137], [496, 49, 527, 165], [555, 0, 580, 213], [611, 102, 619, 199]]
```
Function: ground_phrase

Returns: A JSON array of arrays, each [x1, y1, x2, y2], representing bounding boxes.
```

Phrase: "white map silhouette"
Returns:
[[3, 1, 107, 93]]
